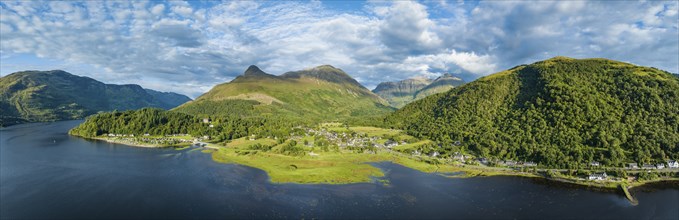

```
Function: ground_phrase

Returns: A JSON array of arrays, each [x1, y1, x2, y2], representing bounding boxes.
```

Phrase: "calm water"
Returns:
[[1, 121, 678, 219]]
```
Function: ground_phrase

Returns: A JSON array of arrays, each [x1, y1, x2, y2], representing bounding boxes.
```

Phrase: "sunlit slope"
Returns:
[[174, 65, 393, 122]]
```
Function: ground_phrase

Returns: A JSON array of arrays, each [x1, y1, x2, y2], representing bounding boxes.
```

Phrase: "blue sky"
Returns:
[[1, 1, 677, 98]]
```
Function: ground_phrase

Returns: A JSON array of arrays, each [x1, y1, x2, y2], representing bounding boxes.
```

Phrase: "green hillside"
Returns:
[[174, 65, 393, 123], [373, 74, 464, 108], [0, 70, 191, 126], [386, 57, 679, 168]]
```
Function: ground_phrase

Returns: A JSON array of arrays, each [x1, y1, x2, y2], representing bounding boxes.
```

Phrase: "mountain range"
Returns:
[[372, 74, 465, 108], [173, 65, 393, 123], [0, 70, 191, 126], [386, 56, 679, 167]]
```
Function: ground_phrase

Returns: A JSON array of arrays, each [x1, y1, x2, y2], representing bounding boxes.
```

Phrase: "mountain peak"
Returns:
[[312, 64, 339, 71], [435, 73, 462, 81], [281, 65, 363, 87], [548, 56, 575, 60], [244, 65, 266, 76]]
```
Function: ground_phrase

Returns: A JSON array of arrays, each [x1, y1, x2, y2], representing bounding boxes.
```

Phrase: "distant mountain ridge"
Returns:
[[174, 65, 393, 122], [0, 70, 191, 126], [373, 74, 465, 108]]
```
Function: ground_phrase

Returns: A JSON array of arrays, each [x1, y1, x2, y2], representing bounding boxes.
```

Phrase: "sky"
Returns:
[[1, 1, 678, 98]]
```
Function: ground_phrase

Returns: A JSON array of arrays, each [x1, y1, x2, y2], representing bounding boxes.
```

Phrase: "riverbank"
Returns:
[[87, 135, 679, 190], [88, 136, 193, 148], [210, 145, 679, 190], [68, 127, 679, 190]]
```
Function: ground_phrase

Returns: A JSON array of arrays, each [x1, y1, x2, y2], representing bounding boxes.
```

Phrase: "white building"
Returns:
[[588, 173, 608, 181], [385, 140, 398, 148], [668, 160, 679, 168], [453, 153, 465, 162], [656, 163, 665, 169], [590, 161, 600, 167]]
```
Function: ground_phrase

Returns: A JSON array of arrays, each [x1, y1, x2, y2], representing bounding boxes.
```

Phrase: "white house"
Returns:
[[642, 164, 656, 169], [656, 163, 665, 169], [523, 161, 537, 167], [590, 161, 600, 167], [588, 173, 608, 181], [668, 160, 679, 168], [453, 153, 465, 162], [429, 151, 439, 157], [503, 160, 517, 167], [385, 140, 398, 148]]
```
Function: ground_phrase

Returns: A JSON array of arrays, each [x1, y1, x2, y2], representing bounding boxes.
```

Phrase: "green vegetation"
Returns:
[[69, 108, 297, 143], [65, 58, 679, 189], [386, 57, 679, 169], [173, 65, 393, 124], [0, 70, 190, 127], [372, 74, 465, 108], [213, 148, 388, 184]]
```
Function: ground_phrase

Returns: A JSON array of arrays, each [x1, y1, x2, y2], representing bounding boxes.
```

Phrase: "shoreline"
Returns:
[[71, 134, 679, 192], [87, 136, 191, 148]]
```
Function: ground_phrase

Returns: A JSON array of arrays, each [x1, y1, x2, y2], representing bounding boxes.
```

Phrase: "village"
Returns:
[[98, 133, 195, 147], [239, 124, 679, 183], [99, 121, 679, 184]]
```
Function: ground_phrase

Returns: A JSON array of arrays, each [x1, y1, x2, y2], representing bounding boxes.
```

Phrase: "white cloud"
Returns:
[[0, 0, 677, 98], [171, 5, 193, 17], [151, 4, 165, 16], [377, 1, 442, 55]]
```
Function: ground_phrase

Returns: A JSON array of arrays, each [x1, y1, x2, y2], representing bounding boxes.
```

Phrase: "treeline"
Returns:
[[69, 108, 299, 142], [386, 57, 679, 169]]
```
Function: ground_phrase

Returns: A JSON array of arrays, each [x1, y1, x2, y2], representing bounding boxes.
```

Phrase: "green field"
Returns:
[[208, 125, 516, 184]]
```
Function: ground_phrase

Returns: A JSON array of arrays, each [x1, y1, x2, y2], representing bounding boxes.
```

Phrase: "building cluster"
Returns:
[[104, 133, 193, 145], [496, 160, 538, 168], [626, 160, 679, 170], [587, 172, 608, 181], [294, 128, 395, 150]]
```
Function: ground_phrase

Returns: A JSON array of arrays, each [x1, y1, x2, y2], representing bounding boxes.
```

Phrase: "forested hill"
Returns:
[[69, 108, 293, 143], [385, 57, 679, 168], [0, 70, 191, 127]]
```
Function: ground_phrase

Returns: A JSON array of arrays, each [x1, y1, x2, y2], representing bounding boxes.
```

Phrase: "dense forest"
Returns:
[[69, 108, 298, 143], [386, 57, 679, 169]]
